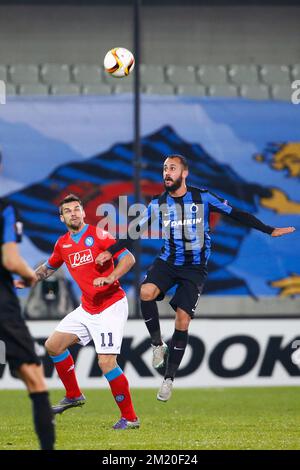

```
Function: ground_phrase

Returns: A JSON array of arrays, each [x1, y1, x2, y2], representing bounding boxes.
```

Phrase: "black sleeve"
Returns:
[[107, 238, 135, 256], [228, 208, 274, 234]]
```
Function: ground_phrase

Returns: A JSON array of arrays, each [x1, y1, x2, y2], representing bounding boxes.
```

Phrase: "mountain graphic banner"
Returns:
[[0, 95, 299, 297]]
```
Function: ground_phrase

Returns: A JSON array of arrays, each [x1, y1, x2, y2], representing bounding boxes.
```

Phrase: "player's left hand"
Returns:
[[271, 227, 296, 237], [93, 274, 116, 287]]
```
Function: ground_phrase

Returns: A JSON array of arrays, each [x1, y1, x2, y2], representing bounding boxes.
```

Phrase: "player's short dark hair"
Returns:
[[165, 154, 188, 169], [59, 194, 83, 214]]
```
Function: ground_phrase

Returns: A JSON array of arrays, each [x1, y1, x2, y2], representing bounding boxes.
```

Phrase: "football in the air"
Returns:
[[104, 47, 135, 78]]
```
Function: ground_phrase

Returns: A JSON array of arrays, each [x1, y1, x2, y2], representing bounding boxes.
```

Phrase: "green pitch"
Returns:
[[0, 387, 299, 450]]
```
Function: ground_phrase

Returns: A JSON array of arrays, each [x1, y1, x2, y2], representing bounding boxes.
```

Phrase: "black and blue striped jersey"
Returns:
[[139, 186, 233, 266], [0, 199, 23, 314]]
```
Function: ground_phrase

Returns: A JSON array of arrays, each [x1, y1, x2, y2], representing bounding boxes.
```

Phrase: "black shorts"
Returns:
[[0, 311, 41, 377], [142, 257, 208, 318]]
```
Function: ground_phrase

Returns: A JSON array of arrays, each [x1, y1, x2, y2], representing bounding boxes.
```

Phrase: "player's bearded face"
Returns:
[[61, 203, 85, 231], [163, 158, 187, 192], [164, 174, 183, 192]]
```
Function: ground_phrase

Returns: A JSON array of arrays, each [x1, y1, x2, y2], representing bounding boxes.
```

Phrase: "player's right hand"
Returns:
[[14, 279, 27, 289], [96, 251, 112, 266]]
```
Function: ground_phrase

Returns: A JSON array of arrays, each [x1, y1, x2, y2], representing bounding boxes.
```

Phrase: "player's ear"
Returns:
[[183, 168, 189, 179], [82, 209, 86, 219], [60, 214, 64, 223]]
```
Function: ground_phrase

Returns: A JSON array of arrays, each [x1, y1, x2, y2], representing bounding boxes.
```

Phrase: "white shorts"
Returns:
[[55, 297, 128, 354]]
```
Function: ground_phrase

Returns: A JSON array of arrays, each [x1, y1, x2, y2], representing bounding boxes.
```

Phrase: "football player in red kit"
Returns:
[[16, 194, 139, 430]]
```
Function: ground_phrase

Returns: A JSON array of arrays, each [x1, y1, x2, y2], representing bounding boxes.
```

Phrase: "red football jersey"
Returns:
[[47, 224, 126, 314]]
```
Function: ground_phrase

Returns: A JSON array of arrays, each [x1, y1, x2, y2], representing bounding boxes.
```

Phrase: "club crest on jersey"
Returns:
[[85, 236, 94, 247], [190, 203, 199, 213], [69, 249, 94, 268]]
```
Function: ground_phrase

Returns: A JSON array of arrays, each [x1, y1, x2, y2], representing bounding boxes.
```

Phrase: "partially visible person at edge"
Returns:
[[0, 150, 55, 449]]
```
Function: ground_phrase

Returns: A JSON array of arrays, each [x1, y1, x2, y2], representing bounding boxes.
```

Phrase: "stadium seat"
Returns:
[[19, 84, 49, 96], [197, 65, 228, 86], [260, 65, 291, 85], [114, 83, 134, 94], [41, 64, 71, 85], [9, 64, 39, 84], [271, 85, 293, 101], [50, 84, 81, 95], [82, 84, 112, 95], [72, 64, 103, 84], [291, 64, 300, 81], [0, 65, 7, 81], [240, 84, 270, 99], [176, 84, 206, 96], [143, 84, 175, 95], [3, 62, 299, 99], [140, 65, 166, 85], [103, 70, 134, 86], [166, 65, 197, 85], [5, 84, 16, 96], [208, 84, 238, 97], [228, 65, 259, 85]]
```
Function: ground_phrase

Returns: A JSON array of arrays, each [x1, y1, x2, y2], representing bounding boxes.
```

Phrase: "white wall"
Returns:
[[1, 319, 299, 389]]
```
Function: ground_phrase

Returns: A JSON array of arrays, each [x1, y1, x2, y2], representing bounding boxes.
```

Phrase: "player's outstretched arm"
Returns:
[[228, 208, 296, 236], [94, 251, 135, 287]]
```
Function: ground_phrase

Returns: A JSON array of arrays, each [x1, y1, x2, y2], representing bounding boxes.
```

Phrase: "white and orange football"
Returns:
[[104, 47, 135, 78]]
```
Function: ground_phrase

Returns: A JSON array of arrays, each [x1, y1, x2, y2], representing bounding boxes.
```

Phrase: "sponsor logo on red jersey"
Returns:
[[69, 249, 94, 268]]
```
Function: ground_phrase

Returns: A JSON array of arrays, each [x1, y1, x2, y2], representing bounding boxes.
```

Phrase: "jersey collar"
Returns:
[[70, 224, 89, 244]]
